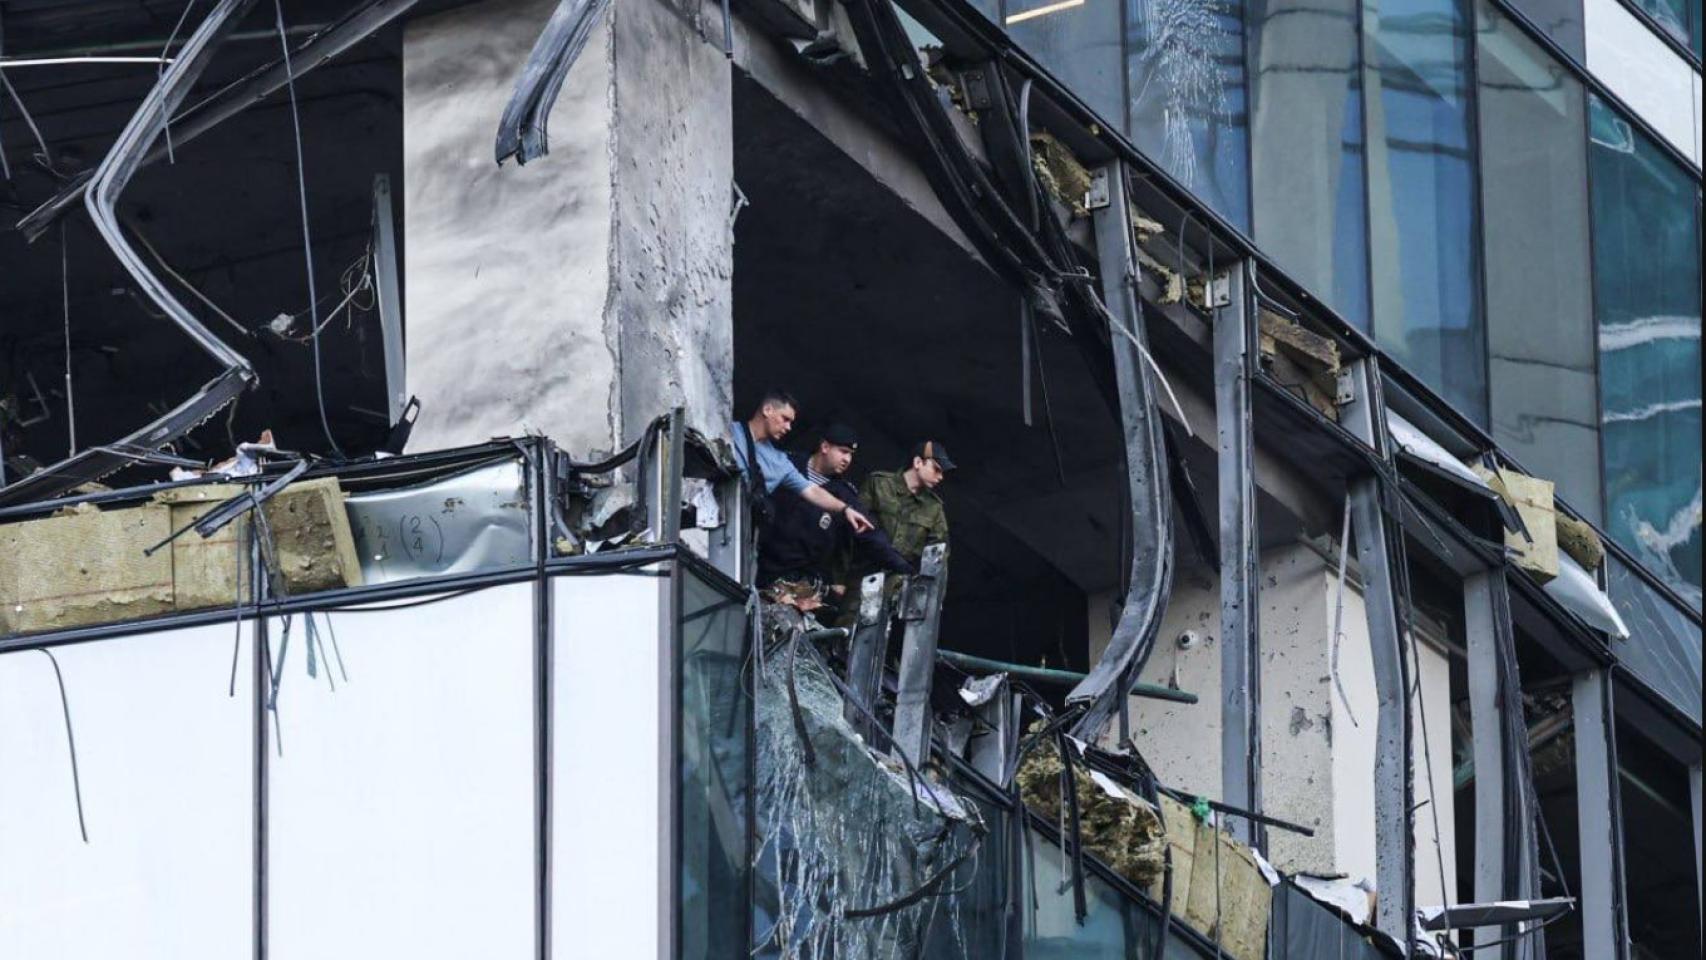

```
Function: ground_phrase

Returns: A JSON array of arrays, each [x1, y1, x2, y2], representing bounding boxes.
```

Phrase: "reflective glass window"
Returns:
[[1589, 93, 1703, 606], [679, 570, 751, 960], [0, 625, 254, 958], [1629, 0, 1694, 47], [1476, 0, 1601, 519], [1363, 0, 1486, 423], [1006, 0, 1127, 129], [1127, 0, 1252, 228], [1248, 0, 1370, 328], [1503, 0, 1587, 62], [267, 587, 536, 959], [1607, 555, 1702, 721]]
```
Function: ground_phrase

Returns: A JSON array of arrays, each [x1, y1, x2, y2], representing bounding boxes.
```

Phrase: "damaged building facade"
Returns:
[[0, 0, 1700, 957]]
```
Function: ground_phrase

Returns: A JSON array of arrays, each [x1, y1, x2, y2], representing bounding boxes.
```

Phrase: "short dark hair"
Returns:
[[756, 388, 797, 412]]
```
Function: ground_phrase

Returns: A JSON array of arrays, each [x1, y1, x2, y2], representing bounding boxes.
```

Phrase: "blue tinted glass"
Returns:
[[1006, 0, 1127, 128], [1248, 0, 1370, 329], [1630, 0, 1691, 45], [1363, 0, 1485, 423], [1126, 0, 1252, 228], [1607, 555, 1702, 720], [1589, 94, 1703, 607], [1476, 0, 1601, 519]]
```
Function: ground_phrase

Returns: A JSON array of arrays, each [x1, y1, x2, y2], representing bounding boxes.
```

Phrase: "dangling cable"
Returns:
[[36, 649, 90, 843], [272, 0, 342, 457], [61, 224, 76, 455], [159, 0, 200, 162]]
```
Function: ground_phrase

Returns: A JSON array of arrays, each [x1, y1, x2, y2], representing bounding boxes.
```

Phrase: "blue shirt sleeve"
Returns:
[[768, 447, 809, 495]]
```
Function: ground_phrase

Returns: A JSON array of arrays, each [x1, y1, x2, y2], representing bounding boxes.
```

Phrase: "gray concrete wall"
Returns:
[[403, 0, 735, 455]]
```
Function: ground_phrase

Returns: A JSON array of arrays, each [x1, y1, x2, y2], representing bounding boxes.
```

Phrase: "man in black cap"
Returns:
[[757, 423, 912, 611]]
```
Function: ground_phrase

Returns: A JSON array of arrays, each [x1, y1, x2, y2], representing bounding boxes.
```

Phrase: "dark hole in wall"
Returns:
[[728, 69, 1124, 678], [1, 7, 403, 486]]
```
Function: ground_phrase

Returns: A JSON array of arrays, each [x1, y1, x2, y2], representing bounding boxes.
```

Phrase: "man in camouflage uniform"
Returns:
[[860, 440, 954, 564], [835, 441, 955, 618]]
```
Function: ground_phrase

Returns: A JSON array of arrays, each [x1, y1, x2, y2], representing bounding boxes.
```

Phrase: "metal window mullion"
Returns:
[[533, 440, 553, 960], [1571, 667, 1631, 960], [1216, 259, 1263, 848], [1464, 570, 1508, 923]]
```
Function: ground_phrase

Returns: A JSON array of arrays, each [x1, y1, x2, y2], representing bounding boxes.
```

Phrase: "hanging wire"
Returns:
[[61, 224, 76, 456], [272, 0, 343, 457], [35, 648, 90, 843], [0, 68, 57, 173]]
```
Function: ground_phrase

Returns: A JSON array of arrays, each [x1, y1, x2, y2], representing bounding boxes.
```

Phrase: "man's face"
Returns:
[[760, 402, 796, 442], [819, 442, 855, 476], [913, 456, 945, 490]]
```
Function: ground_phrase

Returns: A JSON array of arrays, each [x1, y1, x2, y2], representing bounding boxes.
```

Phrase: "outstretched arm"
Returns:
[[801, 483, 874, 533]]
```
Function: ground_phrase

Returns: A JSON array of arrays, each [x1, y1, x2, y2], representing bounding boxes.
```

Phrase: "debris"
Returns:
[[1555, 510, 1605, 572], [1474, 465, 1559, 583], [1016, 732, 1166, 888], [345, 457, 531, 584], [1028, 130, 1092, 216], [1292, 873, 1377, 926], [0, 503, 175, 634], [262, 476, 364, 594], [1258, 308, 1341, 420], [1543, 551, 1630, 639], [1180, 817, 1273, 959]]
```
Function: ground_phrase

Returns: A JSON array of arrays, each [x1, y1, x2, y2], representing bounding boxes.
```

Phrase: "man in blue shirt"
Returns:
[[730, 389, 873, 534]]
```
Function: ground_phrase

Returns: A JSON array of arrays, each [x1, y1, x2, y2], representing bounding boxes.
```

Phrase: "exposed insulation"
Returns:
[[1555, 511, 1605, 572], [262, 477, 364, 594], [0, 503, 175, 634], [1181, 820, 1272, 960], [1475, 466, 1560, 583], [154, 483, 249, 613], [1029, 131, 1092, 217], [1144, 793, 1198, 905], [1016, 735, 1166, 889]]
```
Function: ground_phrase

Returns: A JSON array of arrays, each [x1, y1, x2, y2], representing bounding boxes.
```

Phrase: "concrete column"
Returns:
[[402, 0, 733, 459], [1572, 668, 1629, 960]]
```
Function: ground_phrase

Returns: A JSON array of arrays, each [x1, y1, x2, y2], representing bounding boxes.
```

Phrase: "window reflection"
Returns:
[[1589, 93, 1704, 608], [1476, 0, 1600, 518], [1007, 0, 1127, 130], [1363, 0, 1486, 424], [1249, 0, 1370, 328]]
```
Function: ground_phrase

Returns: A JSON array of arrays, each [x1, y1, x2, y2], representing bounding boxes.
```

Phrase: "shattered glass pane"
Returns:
[[680, 571, 751, 960], [1607, 554, 1703, 723], [753, 610, 983, 959]]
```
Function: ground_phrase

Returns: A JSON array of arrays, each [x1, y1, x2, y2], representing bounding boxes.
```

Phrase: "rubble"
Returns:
[[1015, 733, 1166, 888], [1475, 464, 1560, 582], [1028, 130, 1093, 216]]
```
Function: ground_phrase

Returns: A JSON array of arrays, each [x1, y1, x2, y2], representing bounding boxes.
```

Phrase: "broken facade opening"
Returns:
[[0, 0, 1700, 958]]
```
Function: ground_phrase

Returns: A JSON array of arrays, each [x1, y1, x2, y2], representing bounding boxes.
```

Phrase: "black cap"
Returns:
[[820, 423, 860, 448], [912, 440, 957, 471]]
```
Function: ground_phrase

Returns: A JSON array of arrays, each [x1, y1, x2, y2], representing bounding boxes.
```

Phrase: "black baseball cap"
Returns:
[[912, 440, 957, 470], [820, 423, 860, 448]]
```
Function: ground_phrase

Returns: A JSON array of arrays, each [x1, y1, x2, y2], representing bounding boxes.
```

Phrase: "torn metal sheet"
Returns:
[[345, 457, 533, 584], [1070, 163, 1175, 740], [1418, 898, 1574, 931], [1543, 552, 1631, 639], [1387, 410, 1490, 492], [0, 0, 258, 508], [495, 0, 614, 166], [958, 672, 1006, 707]]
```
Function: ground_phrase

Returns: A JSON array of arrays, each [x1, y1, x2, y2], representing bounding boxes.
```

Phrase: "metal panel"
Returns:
[[1215, 260, 1262, 845], [1071, 163, 1176, 740], [1571, 668, 1631, 960], [371, 174, 407, 425], [892, 543, 948, 767], [1340, 357, 1415, 947], [842, 573, 892, 738], [344, 457, 533, 584]]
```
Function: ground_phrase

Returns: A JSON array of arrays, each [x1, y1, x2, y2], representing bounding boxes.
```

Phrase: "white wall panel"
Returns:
[[553, 571, 667, 960], [0, 625, 254, 958], [266, 586, 535, 959]]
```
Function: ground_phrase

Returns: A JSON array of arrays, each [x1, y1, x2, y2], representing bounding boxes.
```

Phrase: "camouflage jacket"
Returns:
[[858, 470, 948, 566]]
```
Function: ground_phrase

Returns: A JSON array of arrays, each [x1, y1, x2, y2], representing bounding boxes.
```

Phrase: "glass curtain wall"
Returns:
[[1126, 0, 1252, 228], [1006, 0, 1127, 128], [1475, 0, 1600, 518], [1588, 93, 1704, 608], [1362, 0, 1487, 423], [1247, 0, 1370, 328]]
